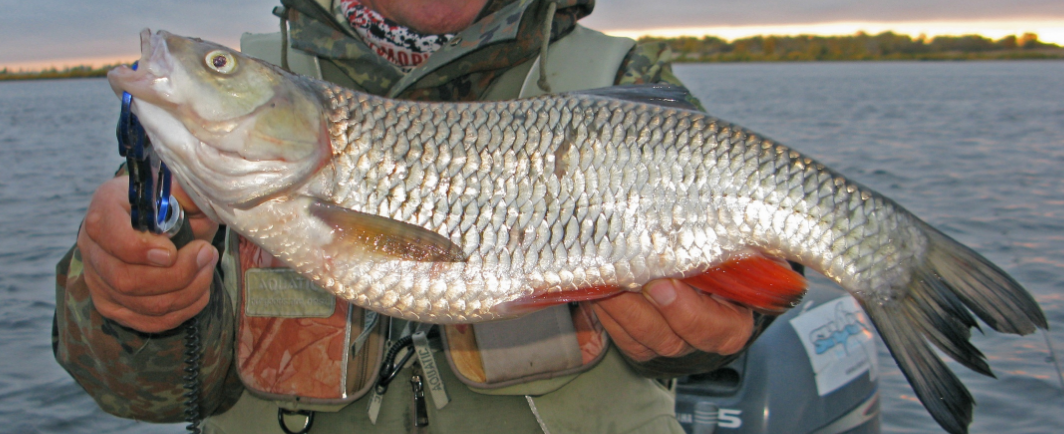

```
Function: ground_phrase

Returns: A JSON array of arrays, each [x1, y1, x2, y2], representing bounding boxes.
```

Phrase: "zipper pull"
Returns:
[[411, 326, 449, 409], [369, 336, 415, 424], [410, 365, 429, 429]]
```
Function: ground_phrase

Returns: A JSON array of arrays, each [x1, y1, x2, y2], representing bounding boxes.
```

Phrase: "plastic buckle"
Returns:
[[277, 408, 315, 434]]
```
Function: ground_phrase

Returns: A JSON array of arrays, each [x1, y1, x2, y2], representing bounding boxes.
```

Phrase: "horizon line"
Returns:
[[4, 18, 1063, 71], [599, 18, 1064, 45]]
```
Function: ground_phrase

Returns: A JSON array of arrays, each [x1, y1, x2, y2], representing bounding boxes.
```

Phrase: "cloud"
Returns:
[[3, 0, 1064, 68], [0, 0, 278, 66]]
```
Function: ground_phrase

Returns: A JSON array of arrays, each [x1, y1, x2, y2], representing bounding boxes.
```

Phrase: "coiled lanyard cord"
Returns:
[[116, 62, 201, 433]]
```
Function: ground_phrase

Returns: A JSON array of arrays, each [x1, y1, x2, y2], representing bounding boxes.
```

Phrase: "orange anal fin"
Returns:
[[495, 285, 623, 317], [681, 255, 807, 315]]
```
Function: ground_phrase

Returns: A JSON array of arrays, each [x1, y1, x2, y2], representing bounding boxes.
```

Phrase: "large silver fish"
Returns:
[[108, 30, 1045, 434]]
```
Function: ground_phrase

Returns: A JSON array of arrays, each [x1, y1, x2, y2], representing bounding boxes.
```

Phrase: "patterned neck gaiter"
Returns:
[[339, 0, 456, 72]]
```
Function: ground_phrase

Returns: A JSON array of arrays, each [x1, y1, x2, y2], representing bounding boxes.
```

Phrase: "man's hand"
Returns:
[[77, 176, 219, 333], [592, 279, 754, 362]]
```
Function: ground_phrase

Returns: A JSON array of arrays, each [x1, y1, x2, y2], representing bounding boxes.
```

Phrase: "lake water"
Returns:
[[1, 61, 1062, 433]]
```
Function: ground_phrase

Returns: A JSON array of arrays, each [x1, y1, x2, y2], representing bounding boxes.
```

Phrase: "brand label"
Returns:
[[245, 268, 335, 318], [412, 330, 450, 409], [790, 296, 877, 396], [676, 408, 743, 429]]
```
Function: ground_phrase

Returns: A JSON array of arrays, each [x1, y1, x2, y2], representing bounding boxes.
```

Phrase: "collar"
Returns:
[[282, 0, 593, 98]]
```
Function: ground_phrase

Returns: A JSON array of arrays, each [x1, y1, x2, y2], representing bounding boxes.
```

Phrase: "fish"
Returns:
[[107, 30, 1046, 434]]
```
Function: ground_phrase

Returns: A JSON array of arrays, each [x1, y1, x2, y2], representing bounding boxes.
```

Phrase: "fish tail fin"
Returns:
[[858, 222, 1047, 434], [920, 223, 1047, 334]]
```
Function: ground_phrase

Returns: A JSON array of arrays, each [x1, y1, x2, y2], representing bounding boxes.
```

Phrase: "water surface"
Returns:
[[675, 61, 1064, 433], [1, 61, 1062, 433]]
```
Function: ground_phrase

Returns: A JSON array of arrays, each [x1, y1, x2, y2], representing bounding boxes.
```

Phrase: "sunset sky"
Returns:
[[2, 0, 1062, 70]]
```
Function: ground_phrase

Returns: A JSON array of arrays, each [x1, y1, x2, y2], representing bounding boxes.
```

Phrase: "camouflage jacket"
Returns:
[[53, 0, 769, 422]]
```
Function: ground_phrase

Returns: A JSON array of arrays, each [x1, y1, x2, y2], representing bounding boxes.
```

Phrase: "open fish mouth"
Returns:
[[107, 29, 180, 108], [105, 30, 331, 210]]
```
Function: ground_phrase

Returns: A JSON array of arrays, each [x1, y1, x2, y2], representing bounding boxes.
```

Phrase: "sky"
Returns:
[[2, 0, 1063, 70]]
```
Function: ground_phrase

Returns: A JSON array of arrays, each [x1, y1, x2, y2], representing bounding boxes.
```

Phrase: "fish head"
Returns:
[[107, 29, 330, 219]]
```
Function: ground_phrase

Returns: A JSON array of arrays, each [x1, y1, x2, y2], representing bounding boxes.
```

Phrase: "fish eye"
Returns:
[[205, 50, 237, 74]]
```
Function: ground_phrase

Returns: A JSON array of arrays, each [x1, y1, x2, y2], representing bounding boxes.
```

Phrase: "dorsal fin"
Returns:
[[310, 200, 467, 262], [567, 84, 701, 111]]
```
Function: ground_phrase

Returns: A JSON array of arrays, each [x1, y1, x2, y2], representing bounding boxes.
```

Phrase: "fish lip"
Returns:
[[106, 29, 178, 107]]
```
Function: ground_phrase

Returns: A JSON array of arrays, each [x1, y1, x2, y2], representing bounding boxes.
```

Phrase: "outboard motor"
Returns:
[[675, 282, 880, 434]]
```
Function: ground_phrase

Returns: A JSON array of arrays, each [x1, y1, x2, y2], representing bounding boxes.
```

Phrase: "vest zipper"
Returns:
[[410, 364, 429, 432]]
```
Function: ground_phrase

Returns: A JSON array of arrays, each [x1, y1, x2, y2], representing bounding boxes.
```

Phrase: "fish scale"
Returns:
[[309, 90, 762, 315], [113, 31, 1046, 434]]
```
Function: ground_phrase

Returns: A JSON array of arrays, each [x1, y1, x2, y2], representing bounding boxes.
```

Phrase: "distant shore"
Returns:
[[0, 64, 121, 81], [3, 32, 1061, 81], [643, 31, 1064, 62]]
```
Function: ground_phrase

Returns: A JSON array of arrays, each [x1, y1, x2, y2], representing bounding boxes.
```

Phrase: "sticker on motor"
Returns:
[[789, 296, 877, 396]]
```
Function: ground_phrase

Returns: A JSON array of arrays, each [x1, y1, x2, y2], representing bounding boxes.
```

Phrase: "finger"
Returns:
[[592, 302, 657, 362], [169, 181, 201, 215], [83, 239, 218, 298], [171, 182, 219, 241], [84, 243, 217, 332], [81, 177, 179, 266], [91, 280, 212, 333], [594, 291, 695, 359], [104, 248, 216, 316], [643, 279, 754, 355]]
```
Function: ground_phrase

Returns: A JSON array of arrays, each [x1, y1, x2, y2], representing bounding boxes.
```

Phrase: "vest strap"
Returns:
[[240, 31, 324, 79]]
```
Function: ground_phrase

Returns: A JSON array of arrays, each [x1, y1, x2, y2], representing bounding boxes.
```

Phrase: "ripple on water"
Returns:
[[1, 64, 1062, 433], [677, 61, 1064, 433]]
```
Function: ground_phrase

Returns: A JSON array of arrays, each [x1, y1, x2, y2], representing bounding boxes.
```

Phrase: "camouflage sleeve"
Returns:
[[614, 41, 708, 112], [52, 245, 243, 422], [612, 41, 776, 378]]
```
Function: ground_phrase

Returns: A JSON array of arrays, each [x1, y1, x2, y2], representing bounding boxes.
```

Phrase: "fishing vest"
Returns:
[[216, 25, 674, 432]]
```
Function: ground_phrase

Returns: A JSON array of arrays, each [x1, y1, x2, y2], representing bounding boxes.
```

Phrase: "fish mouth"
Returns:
[[107, 29, 179, 107]]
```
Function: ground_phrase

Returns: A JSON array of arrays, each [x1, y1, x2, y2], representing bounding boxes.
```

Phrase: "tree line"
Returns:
[[643, 32, 1062, 62], [0, 64, 118, 81]]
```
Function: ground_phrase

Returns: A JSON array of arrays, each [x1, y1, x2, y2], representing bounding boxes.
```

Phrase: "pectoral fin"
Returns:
[[310, 201, 466, 262]]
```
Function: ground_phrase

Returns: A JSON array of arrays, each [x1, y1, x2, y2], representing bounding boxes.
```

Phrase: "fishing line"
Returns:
[[1041, 329, 1064, 393]]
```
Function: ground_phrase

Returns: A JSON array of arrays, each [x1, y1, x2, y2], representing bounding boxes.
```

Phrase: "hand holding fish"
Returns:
[[594, 280, 754, 361], [77, 176, 218, 333]]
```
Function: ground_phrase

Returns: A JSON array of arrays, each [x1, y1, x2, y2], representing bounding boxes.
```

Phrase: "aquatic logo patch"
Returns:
[[789, 296, 878, 396], [244, 268, 336, 318]]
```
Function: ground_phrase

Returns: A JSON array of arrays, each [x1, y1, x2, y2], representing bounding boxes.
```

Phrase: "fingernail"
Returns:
[[645, 280, 678, 307], [196, 246, 217, 269], [147, 249, 172, 266]]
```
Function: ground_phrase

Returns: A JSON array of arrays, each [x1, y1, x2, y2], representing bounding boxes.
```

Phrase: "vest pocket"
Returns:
[[233, 235, 385, 408], [442, 303, 611, 391]]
